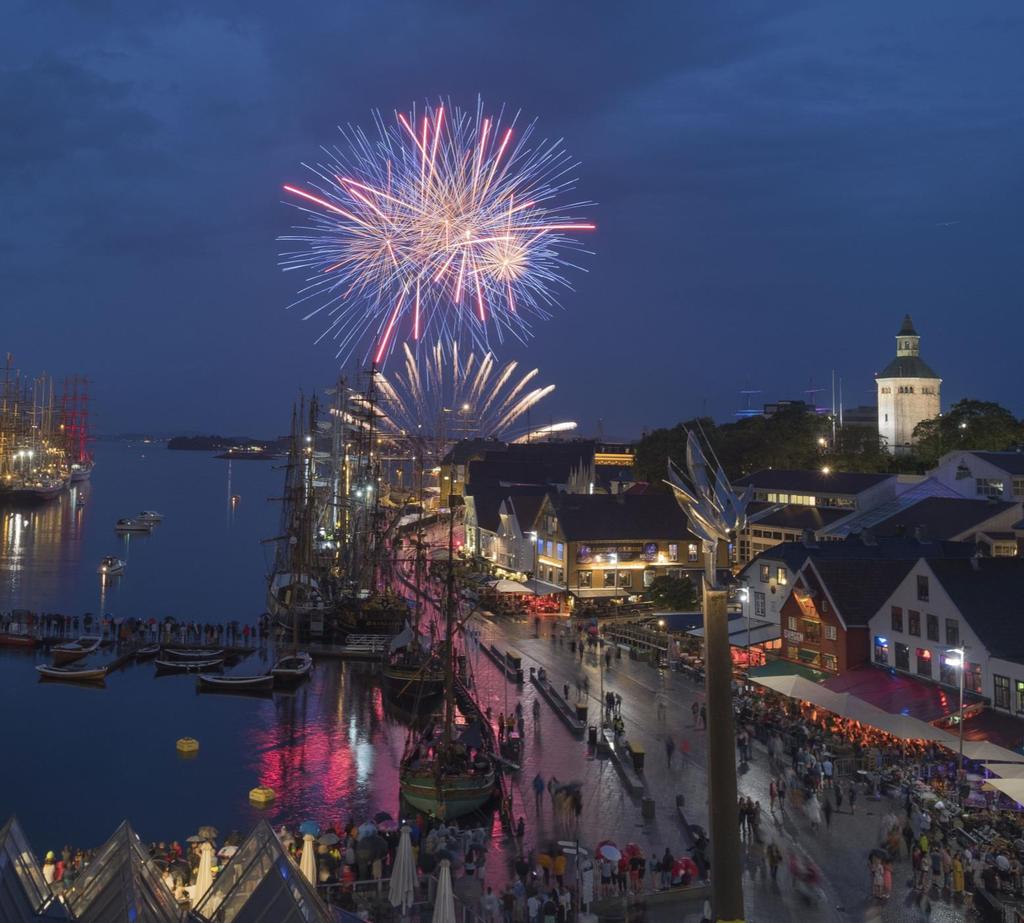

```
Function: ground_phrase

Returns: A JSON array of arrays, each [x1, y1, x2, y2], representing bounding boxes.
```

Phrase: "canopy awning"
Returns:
[[963, 740, 1024, 763], [523, 578, 566, 596], [486, 579, 529, 594]]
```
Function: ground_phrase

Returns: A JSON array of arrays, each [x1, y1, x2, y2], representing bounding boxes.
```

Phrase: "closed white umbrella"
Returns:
[[432, 859, 455, 923], [388, 825, 418, 913], [193, 842, 215, 904], [300, 833, 317, 884]]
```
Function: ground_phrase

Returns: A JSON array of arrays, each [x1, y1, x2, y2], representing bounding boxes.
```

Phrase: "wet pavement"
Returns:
[[471, 612, 969, 921]]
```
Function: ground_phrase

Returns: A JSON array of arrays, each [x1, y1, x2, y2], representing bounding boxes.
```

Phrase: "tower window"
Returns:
[[884, 414, 888, 422]]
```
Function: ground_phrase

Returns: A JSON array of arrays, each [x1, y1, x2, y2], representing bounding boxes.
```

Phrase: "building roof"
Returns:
[[62, 822, 180, 923], [467, 485, 546, 533], [870, 496, 1018, 541], [0, 817, 52, 922], [747, 504, 851, 531], [824, 477, 964, 538], [876, 355, 940, 379], [898, 314, 918, 336], [194, 820, 333, 923], [743, 532, 979, 577], [735, 469, 893, 495], [467, 454, 587, 489], [805, 558, 917, 627], [927, 557, 1024, 662], [969, 451, 1024, 476], [504, 491, 547, 535], [550, 492, 695, 541], [442, 438, 505, 466]]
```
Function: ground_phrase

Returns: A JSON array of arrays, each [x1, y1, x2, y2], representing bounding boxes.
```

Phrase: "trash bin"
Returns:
[[515, 668, 524, 685], [575, 703, 588, 723], [628, 743, 645, 772], [588, 725, 598, 745], [642, 797, 656, 819]]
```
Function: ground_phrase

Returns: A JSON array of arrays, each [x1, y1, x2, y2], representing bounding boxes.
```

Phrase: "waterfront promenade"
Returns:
[[474, 612, 967, 922]]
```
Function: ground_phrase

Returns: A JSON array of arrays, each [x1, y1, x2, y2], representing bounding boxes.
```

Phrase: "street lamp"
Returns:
[[738, 579, 751, 667], [608, 552, 619, 599], [946, 647, 967, 787]]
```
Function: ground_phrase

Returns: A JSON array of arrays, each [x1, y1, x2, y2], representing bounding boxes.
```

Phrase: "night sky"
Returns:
[[4, 2, 1023, 438]]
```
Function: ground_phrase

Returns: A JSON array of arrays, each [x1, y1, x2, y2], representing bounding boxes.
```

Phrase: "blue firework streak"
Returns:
[[278, 99, 594, 366]]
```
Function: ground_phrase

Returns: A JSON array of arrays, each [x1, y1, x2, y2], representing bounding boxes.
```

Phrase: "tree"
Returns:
[[645, 574, 697, 611], [913, 399, 1024, 465]]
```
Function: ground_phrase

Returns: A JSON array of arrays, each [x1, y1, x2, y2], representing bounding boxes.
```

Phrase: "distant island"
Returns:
[[168, 435, 267, 451]]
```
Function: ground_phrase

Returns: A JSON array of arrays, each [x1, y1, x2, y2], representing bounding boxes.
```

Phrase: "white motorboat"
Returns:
[[137, 510, 164, 522], [115, 518, 152, 533], [97, 556, 126, 576], [36, 663, 108, 683]]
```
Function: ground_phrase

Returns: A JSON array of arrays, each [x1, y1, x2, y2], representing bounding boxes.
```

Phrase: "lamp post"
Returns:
[[738, 579, 751, 669], [608, 553, 619, 600], [947, 646, 967, 787]]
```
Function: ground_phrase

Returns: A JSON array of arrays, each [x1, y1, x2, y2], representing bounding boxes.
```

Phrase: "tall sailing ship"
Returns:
[[0, 357, 92, 505], [398, 502, 498, 819]]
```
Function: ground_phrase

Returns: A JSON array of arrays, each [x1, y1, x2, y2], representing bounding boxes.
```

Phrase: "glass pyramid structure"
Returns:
[[0, 816, 54, 922], [62, 821, 181, 923], [192, 820, 332, 923]]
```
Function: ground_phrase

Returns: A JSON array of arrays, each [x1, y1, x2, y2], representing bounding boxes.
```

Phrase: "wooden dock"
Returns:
[[531, 674, 587, 736], [308, 636, 389, 661]]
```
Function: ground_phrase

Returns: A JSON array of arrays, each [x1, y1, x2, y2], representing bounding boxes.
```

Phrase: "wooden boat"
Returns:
[[196, 672, 273, 693], [36, 663, 107, 683], [163, 647, 224, 660], [270, 652, 313, 687], [134, 643, 160, 660], [52, 637, 102, 665], [155, 657, 224, 673], [0, 632, 39, 649]]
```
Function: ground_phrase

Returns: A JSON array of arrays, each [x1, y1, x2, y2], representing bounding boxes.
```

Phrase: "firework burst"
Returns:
[[279, 99, 594, 365], [354, 340, 576, 449]]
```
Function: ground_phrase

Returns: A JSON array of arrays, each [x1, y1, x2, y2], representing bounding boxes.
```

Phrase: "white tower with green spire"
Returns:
[[876, 314, 941, 454]]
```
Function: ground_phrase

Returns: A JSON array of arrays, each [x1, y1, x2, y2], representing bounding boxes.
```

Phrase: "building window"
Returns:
[[603, 570, 616, 589], [687, 543, 699, 563], [926, 614, 939, 642], [668, 543, 679, 562], [545, 540, 553, 557], [965, 662, 983, 694], [578, 570, 592, 588], [824, 625, 837, 641], [667, 567, 683, 579], [908, 610, 920, 637], [1016, 680, 1024, 715], [874, 637, 889, 665], [939, 656, 958, 687], [759, 564, 770, 583], [556, 542, 564, 561], [1014, 478, 1024, 499], [976, 478, 1005, 498], [754, 591, 766, 619], [617, 571, 632, 589], [643, 569, 655, 588], [915, 648, 932, 678], [787, 645, 799, 661], [822, 653, 838, 673], [537, 538, 544, 556], [557, 569, 564, 585], [891, 606, 903, 632], [994, 675, 1011, 710], [916, 576, 929, 601], [776, 567, 788, 586], [895, 643, 910, 671], [802, 620, 821, 643], [787, 617, 798, 631], [945, 619, 959, 647]]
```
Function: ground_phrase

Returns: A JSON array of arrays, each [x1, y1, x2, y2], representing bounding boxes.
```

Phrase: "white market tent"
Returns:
[[962, 740, 1024, 763]]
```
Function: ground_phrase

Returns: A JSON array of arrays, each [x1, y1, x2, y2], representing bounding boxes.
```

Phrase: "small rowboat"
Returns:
[[163, 648, 224, 660], [155, 658, 224, 673], [134, 644, 161, 660], [36, 663, 108, 683], [271, 652, 314, 686], [197, 672, 273, 694], [0, 632, 39, 649], [52, 637, 102, 665]]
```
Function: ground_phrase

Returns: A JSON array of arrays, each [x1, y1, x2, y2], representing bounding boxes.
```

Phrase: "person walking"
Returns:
[[532, 773, 545, 812], [823, 797, 833, 831], [700, 704, 707, 729], [769, 779, 778, 814], [665, 736, 675, 767], [848, 782, 858, 815], [691, 701, 699, 727]]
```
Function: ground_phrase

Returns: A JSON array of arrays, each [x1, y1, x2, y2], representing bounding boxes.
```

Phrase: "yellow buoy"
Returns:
[[249, 786, 276, 806], [176, 737, 199, 754]]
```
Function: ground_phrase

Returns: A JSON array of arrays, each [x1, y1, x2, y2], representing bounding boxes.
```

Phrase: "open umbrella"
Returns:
[[198, 826, 219, 841], [192, 842, 215, 905], [358, 821, 378, 839], [217, 845, 239, 860], [318, 832, 340, 847], [300, 833, 317, 884], [374, 811, 394, 823], [379, 819, 399, 832], [186, 835, 204, 844], [299, 820, 322, 837], [388, 825, 418, 914], [432, 859, 455, 923], [596, 842, 621, 862]]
